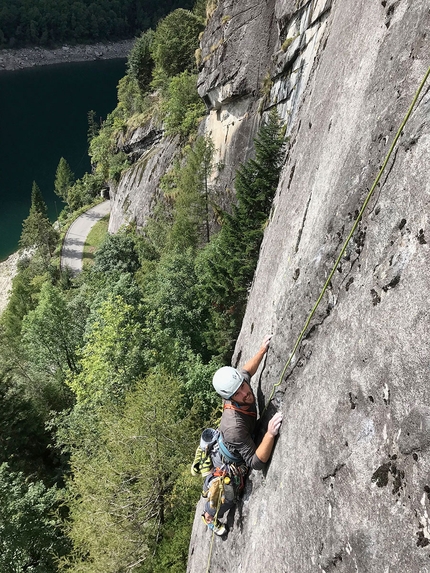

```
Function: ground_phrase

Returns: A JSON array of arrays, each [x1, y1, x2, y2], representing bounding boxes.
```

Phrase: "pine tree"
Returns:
[[221, 108, 286, 294], [127, 29, 155, 95], [150, 9, 203, 78], [167, 136, 214, 251], [196, 110, 286, 357], [30, 181, 47, 217], [19, 183, 58, 258], [54, 157, 75, 203]]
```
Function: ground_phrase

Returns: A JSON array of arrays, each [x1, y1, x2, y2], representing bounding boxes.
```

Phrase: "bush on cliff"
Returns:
[[151, 9, 204, 79]]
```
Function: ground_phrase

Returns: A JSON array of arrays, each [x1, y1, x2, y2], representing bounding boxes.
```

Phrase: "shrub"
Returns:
[[151, 9, 204, 78], [93, 232, 140, 275], [162, 71, 205, 137]]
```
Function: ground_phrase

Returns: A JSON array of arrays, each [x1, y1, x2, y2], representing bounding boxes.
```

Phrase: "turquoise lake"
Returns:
[[0, 58, 126, 260]]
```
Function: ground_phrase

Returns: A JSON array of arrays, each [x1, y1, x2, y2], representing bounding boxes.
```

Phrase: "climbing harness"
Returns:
[[261, 62, 430, 418]]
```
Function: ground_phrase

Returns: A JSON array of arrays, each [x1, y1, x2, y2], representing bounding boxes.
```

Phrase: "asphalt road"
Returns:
[[61, 201, 111, 275]]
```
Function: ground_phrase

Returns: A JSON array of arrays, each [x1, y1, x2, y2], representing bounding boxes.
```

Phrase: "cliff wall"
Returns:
[[108, 0, 278, 232], [187, 0, 430, 571]]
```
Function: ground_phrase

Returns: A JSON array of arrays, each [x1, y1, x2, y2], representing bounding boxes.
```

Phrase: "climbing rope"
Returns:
[[261, 62, 430, 417]]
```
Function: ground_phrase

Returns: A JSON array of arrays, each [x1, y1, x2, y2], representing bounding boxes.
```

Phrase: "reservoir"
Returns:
[[0, 58, 126, 260]]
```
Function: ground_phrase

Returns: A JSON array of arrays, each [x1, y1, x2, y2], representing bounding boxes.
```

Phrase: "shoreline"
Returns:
[[0, 39, 134, 72]]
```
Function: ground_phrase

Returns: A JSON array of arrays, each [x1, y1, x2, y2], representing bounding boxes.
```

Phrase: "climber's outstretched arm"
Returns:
[[242, 334, 272, 376]]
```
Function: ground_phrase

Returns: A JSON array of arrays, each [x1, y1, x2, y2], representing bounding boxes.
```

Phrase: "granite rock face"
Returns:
[[187, 1, 430, 572], [109, 0, 279, 232], [108, 122, 178, 234]]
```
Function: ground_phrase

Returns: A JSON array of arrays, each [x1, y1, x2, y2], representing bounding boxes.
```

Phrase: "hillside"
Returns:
[[1, 0, 428, 570]]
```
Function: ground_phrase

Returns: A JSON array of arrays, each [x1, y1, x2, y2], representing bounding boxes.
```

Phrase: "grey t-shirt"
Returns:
[[219, 369, 265, 470]]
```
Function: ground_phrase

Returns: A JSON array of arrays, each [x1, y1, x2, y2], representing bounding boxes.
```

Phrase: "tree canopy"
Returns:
[[54, 158, 75, 203], [151, 9, 204, 78], [0, 0, 288, 566], [0, 0, 195, 48], [0, 463, 68, 573]]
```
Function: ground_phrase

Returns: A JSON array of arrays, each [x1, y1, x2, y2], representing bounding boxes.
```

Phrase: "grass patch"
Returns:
[[281, 35, 299, 52], [82, 215, 109, 270]]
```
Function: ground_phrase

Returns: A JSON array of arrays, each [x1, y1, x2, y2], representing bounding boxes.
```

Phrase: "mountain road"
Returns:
[[61, 200, 111, 275]]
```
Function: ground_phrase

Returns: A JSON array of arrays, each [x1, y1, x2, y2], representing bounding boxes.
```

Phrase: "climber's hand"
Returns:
[[260, 334, 272, 353], [267, 412, 283, 437]]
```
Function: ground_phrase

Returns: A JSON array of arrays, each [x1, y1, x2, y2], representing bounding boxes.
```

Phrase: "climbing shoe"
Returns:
[[201, 515, 226, 536]]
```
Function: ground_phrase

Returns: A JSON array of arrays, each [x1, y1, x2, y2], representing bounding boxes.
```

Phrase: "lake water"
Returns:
[[0, 58, 126, 260]]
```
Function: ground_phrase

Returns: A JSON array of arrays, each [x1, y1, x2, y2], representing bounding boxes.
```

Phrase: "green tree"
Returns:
[[54, 157, 75, 202], [30, 180, 48, 217], [166, 135, 215, 249], [60, 369, 196, 573], [21, 282, 84, 379], [0, 263, 48, 348], [93, 232, 140, 274], [0, 0, 196, 47], [68, 295, 146, 404], [151, 8, 203, 78], [143, 248, 207, 358], [196, 110, 286, 356], [162, 70, 205, 137], [67, 172, 103, 211], [19, 183, 58, 258], [192, 0, 207, 22], [0, 463, 68, 573], [0, 375, 55, 479], [127, 28, 155, 95], [116, 73, 145, 116]]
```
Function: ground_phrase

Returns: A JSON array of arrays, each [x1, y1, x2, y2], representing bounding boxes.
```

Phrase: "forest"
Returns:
[[0, 2, 286, 571], [0, 0, 194, 47]]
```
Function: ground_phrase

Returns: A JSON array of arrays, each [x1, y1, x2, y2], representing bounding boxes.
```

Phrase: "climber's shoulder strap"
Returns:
[[223, 400, 257, 417], [217, 434, 243, 464]]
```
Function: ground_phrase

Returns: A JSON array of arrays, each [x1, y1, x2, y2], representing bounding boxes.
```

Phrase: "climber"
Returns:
[[201, 334, 283, 535]]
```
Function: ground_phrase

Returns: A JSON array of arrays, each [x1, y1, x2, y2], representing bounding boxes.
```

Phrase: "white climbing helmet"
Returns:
[[212, 366, 243, 399]]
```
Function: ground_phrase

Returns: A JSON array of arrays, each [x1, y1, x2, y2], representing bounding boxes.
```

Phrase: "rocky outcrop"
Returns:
[[108, 124, 179, 234], [197, 0, 279, 207], [109, 0, 279, 231], [0, 252, 20, 315], [187, 0, 430, 572]]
